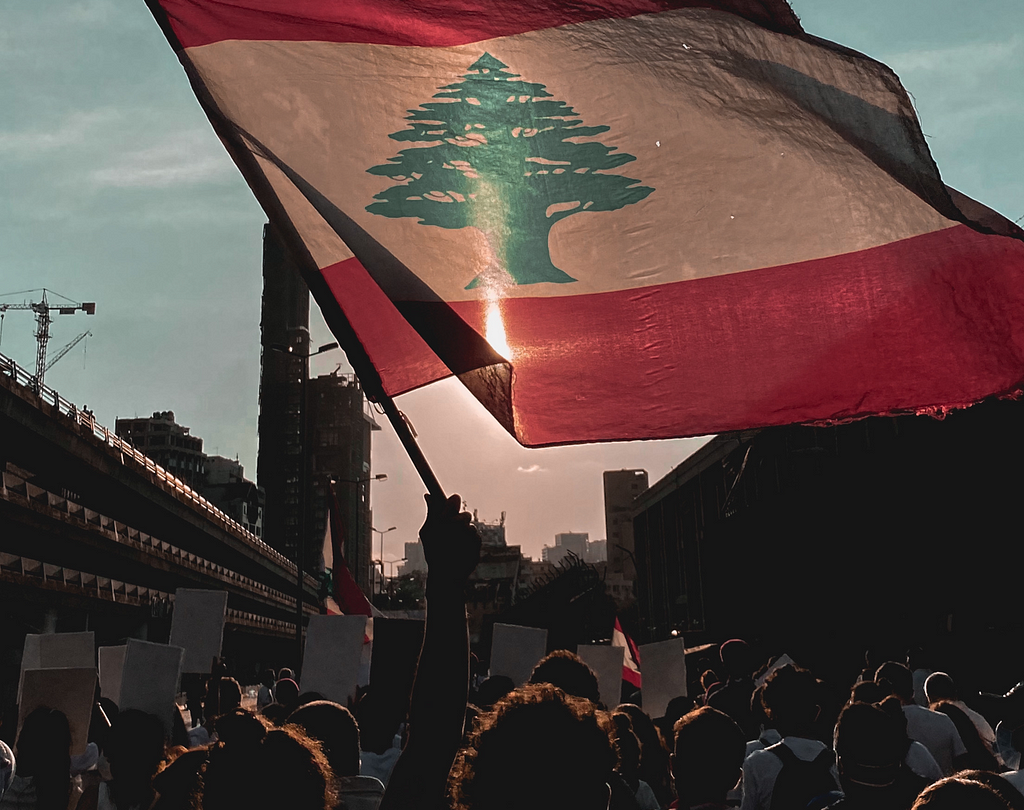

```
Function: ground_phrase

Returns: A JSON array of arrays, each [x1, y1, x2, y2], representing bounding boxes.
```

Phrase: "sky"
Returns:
[[1, 0, 1021, 563]]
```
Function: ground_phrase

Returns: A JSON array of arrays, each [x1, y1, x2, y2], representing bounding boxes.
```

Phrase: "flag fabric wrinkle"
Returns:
[[146, 0, 1024, 447]]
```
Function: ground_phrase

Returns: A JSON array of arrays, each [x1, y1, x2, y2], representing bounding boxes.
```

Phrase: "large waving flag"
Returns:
[[147, 0, 1024, 445]]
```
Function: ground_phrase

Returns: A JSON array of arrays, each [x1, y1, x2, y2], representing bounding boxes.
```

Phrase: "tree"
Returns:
[[367, 53, 654, 289]]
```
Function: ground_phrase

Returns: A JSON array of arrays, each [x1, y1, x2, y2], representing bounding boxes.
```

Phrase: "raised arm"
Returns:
[[379, 493, 481, 810]]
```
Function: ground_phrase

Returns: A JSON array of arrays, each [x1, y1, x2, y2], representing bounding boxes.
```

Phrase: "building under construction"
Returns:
[[257, 225, 378, 593]]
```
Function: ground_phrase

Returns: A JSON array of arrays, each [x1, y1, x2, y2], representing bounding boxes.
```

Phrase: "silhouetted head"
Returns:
[[875, 662, 915, 704], [849, 680, 886, 706], [354, 690, 401, 754], [105, 709, 166, 806], [16, 707, 72, 810], [672, 707, 745, 807], [912, 775, 1013, 810], [719, 639, 753, 680], [260, 669, 276, 688], [760, 665, 821, 737], [609, 712, 642, 787], [288, 700, 360, 779], [217, 677, 242, 714], [184, 714, 333, 810], [834, 702, 905, 793], [451, 683, 616, 810], [528, 650, 600, 704], [924, 672, 957, 704], [275, 678, 300, 708]]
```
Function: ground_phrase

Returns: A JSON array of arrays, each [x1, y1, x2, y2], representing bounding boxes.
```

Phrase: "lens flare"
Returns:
[[484, 297, 513, 360]]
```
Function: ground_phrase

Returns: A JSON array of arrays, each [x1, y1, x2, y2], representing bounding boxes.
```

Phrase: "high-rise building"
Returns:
[[257, 224, 377, 591], [604, 469, 649, 582], [257, 224, 310, 565], [114, 411, 206, 488], [542, 531, 589, 565], [308, 370, 379, 592]]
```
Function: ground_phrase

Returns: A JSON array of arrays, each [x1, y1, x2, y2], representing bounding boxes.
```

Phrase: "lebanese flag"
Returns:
[[613, 618, 642, 688], [147, 0, 1024, 444]]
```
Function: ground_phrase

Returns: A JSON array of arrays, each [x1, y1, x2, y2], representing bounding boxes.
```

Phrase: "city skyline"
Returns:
[[1, 0, 1020, 561]]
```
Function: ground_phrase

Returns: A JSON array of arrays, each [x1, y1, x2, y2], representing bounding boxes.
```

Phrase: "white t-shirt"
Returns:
[[740, 737, 835, 810], [905, 741, 943, 784], [902, 704, 967, 776], [952, 700, 999, 762]]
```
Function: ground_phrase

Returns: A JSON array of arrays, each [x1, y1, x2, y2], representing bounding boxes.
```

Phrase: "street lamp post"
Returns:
[[372, 526, 396, 597], [270, 340, 338, 666]]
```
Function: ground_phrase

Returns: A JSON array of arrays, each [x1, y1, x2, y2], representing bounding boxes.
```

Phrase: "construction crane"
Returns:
[[0, 289, 95, 391], [45, 331, 92, 373]]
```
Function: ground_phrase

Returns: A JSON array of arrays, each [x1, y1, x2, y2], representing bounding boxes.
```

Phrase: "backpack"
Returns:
[[766, 742, 839, 810]]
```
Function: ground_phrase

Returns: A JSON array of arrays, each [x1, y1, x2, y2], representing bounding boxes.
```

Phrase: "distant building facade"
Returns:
[[114, 418, 265, 538], [631, 401, 1024, 674], [472, 511, 507, 547], [115, 411, 206, 488], [307, 371, 379, 593], [256, 225, 378, 592], [400, 541, 427, 575], [542, 532, 607, 566], [604, 469, 648, 582], [257, 224, 310, 565]]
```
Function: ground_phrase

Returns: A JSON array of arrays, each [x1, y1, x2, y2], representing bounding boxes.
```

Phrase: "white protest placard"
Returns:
[[301, 615, 367, 705], [490, 624, 548, 686], [169, 589, 229, 673], [578, 645, 625, 707], [638, 636, 688, 719], [119, 640, 184, 734], [98, 645, 127, 703], [20, 631, 95, 701], [18, 668, 96, 755]]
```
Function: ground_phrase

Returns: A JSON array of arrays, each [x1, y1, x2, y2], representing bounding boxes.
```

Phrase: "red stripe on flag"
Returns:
[[321, 224, 1024, 446], [152, 0, 802, 50]]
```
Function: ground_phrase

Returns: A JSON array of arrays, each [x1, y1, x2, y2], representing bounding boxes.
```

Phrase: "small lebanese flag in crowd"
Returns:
[[613, 617, 642, 688], [146, 0, 1024, 444], [323, 481, 382, 624]]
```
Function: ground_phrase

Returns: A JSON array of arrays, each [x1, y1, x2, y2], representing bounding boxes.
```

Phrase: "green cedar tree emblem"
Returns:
[[366, 53, 654, 289]]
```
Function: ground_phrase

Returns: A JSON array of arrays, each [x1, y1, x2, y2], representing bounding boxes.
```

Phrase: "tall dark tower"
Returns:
[[257, 224, 310, 563], [257, 224, 378, 592]]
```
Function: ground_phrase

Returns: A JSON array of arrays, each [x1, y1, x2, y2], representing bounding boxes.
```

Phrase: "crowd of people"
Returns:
[[3, 493, 1024, 810]]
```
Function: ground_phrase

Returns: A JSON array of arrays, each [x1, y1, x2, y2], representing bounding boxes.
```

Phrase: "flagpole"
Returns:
[[266, 227, 446, 499]]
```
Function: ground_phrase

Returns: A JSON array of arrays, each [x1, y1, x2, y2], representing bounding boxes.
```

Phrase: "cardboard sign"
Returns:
[[578, 644, 625, 707], [98, 645, 127, 703], [169, 589, 229, 673], [490, 624, 548, 686], [637, 637, 688, 719], [18, 668, 96, 755], [20, 632, 94, 701], [118, 640, 184, 734], [300, 615, 367, 706]]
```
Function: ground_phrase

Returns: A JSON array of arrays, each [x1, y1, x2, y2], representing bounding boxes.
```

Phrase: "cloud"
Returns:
[[0, 109, 120, 157], [89, 130, 237, 189], [887, 36, 1020, 75], [517, 464, 546, 473]]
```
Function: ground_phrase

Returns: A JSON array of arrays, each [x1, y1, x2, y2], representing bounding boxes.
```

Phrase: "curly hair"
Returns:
[[153, 711, 335, 810], [450, 683, 616, 810]]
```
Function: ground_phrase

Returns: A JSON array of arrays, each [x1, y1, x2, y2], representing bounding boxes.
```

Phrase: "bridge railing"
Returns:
[[0, 352, 318, 590]]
